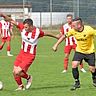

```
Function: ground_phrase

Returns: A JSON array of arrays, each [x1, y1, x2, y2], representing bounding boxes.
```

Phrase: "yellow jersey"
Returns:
[[66, 25, 96, 54]]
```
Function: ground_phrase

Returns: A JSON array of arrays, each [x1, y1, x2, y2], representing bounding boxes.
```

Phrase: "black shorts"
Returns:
[[73, 52, 95, 66]]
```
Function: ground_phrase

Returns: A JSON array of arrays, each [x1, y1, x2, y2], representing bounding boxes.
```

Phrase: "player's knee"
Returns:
[[13, 70, 17, 76], [14, 70, 19, 76], [13, 67, 22, 76], [72, 61, 79, 68]]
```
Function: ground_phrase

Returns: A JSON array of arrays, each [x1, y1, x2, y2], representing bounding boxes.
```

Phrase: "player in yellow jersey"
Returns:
[[53, 17, 96, 90]]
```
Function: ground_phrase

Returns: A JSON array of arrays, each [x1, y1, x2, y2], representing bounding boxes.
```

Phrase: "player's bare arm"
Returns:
[[44, 32, 59, 39], [56, 33, 62, 39], [0, 13, 17, 26], [52, 35, 66, 51], [0, 13, 12, 21]]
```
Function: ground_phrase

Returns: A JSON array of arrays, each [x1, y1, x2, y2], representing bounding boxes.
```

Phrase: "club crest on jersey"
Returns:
[[27, 38, 30, 40], [84, 35, 86, 37]]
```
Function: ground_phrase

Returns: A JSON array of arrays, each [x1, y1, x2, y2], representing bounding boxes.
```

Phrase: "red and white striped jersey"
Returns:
[[17, 23, 44, 55], [0, 20, 12, 38], [60, 23, 77, 46]]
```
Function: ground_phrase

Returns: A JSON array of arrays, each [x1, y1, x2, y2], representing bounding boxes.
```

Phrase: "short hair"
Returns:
[[66, 14, 73, 17], [72, 17, 82, 23], [7, 15, 11, 17], [23, 18, 33, 26]]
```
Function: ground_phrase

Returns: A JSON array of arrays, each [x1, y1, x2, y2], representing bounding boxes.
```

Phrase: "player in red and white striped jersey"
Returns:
[[0, 17, 13, 56], [57, 14, 86, 73], [0, 13, 58, 90]]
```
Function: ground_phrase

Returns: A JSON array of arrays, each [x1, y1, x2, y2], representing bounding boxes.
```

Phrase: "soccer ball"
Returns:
[[0, 81, 3, 90]]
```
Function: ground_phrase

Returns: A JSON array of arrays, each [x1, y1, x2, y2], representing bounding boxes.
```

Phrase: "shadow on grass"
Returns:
[[29, 84, 70, 91]]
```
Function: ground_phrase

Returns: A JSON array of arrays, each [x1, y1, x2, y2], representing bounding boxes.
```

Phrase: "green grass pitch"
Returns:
[[0, 36, 96, 96]]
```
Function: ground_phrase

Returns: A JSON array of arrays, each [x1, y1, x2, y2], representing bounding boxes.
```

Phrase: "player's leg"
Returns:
[[21, 70, 32, 89], [86, 53, 96, 87], [13, 66, 25, 91], [62, 46, 71, 73], [18, 54, 35, 89], [18, 68, 32, 90], [13, 66, 31, 90], [79, 61, 86, 73], [6, 37, 13, 56], [89, 66, 96, 87], [72, 44, 86, 73], [21, 55, 35, 89], [14, 50, 35, 90], [13, 52, 25, 90], [71, 61, 80, 90], [0, 38, 5, 50], [62, 53, 70, 73], [70, 52, 83, 91]]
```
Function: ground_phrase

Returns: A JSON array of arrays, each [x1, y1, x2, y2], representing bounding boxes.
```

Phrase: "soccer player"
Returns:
[[53, 17, 96, 90], [57, 14, 86, 73], [0, 16, 13, 56], [0, 13, 58, 90]]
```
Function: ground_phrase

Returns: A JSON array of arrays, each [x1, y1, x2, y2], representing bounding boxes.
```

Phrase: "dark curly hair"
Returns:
[[72, 17, 82, 23], [23, 18, 33, 26]]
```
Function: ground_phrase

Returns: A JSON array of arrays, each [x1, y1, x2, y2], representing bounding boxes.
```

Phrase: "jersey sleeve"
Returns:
[[60, 26, 64, 35], [0, 22, 2, 28], [65, 29, 74, 37], [39, 28, 44, 37], [87, 26, 96, 36], [91, 28, 96, 36], [17, 22, 24, 32]]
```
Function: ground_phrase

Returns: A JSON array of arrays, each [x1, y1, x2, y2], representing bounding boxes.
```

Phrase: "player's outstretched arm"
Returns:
[[44, 32, 59, 39], [52, 35, 65, 51], [0, 13, 17, 26]]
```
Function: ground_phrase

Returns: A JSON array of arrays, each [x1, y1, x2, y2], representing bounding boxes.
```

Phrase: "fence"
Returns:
[[22, 12, 74, 27], [0, 0, 96, 27]]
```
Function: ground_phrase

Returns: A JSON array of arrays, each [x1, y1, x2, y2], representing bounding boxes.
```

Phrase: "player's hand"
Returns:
[[0, 13, 4, 17], [52, 45, 57, 52], [11, 35, 14, 39], [0, 13, 3, 16]]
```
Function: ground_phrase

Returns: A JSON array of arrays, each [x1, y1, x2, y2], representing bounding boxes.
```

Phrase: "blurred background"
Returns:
[[0, 0, 96, 28]]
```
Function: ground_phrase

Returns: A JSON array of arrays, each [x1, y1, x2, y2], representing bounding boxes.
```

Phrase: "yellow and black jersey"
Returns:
[[66, 25, 96, 54]]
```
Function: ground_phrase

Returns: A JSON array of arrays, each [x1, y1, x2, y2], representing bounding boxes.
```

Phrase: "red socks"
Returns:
[[14, 76, 22, 86], [64, 58, 68, 70]]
